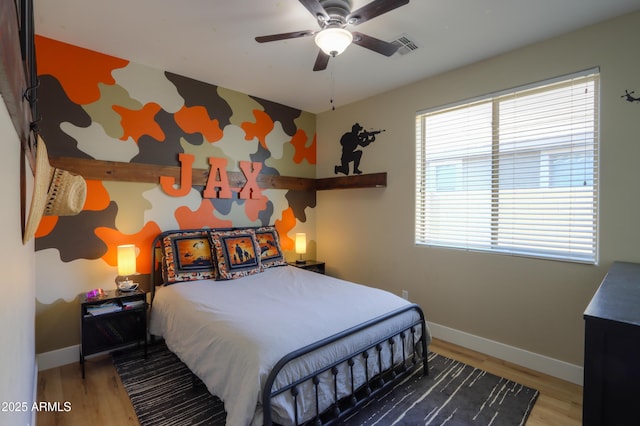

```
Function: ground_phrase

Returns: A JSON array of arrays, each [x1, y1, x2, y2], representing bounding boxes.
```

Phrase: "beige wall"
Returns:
[[0, 98, 36, 425], [316, 11, 640, 366]]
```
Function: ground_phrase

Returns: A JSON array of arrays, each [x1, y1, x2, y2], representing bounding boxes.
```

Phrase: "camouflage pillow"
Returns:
[[254, 226, 287, 269], [162, 231, 216, 284], [209, 228, 262, 280]]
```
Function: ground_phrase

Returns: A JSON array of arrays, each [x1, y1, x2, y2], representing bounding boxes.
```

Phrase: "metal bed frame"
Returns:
[[263, 304, 428, 425], [150, 229, 429, 426]]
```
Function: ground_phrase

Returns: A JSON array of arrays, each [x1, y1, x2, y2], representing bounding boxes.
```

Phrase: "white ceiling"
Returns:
[[34, 0, 640, 114]]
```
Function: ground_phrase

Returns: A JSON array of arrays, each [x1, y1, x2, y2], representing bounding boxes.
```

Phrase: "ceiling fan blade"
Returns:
[[351, 32, 399, 56], [299, 0, 330, 23], [313, 50, 330, 71], [255, 30, 317, 43], [347, 0, 410, 26]]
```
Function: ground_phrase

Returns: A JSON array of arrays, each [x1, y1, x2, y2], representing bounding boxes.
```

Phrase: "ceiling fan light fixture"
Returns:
[[315, 27, 353, 56]]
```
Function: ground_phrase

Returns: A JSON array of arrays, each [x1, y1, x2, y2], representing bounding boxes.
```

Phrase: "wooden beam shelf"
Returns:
[[316, 172, 387, 190], [49, 157, 386, 192]]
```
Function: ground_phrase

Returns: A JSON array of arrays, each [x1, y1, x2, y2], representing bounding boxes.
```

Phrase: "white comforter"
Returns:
[[149, 265, 429, 426]]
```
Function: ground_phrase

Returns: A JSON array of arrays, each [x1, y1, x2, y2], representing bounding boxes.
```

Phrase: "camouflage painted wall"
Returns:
[[34, 36, 317, 354]]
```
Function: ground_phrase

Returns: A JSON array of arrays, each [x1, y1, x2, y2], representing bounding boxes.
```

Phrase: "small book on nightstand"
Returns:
[[86, 302, 121, 316], [122, 300, 145, 309]]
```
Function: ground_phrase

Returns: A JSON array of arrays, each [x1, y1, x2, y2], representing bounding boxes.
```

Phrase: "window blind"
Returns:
[[415, 69, 599, 263]]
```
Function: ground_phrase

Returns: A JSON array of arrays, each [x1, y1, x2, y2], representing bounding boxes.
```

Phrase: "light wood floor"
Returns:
[[36, 338, 583, 425]]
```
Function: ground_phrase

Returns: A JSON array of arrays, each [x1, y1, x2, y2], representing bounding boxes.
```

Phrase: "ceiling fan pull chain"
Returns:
[[330, 62, 336, 110]]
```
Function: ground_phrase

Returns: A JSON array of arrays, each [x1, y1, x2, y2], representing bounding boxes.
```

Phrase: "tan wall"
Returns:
[[315, 11, 640, 366], [0, 99, 37, 424]]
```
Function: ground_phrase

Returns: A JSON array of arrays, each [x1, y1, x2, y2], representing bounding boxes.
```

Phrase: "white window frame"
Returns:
[[415, 69, 600, 264]]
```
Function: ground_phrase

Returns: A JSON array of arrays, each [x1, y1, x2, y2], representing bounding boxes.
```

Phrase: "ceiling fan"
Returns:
[[255, 0, 410, 71]]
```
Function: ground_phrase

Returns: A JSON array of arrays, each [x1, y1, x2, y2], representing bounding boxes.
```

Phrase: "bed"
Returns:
[[148, 227, 431, 426]]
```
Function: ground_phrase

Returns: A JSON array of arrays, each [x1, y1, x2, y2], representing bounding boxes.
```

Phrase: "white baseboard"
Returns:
[[37, 324, 584, 385], [32, 360, 38, 426], [37, 345, 79, 371], [428, 321, 584, 385]]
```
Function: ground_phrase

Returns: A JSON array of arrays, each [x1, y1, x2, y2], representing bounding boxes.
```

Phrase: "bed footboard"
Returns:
[[262, 304, 429, 426]]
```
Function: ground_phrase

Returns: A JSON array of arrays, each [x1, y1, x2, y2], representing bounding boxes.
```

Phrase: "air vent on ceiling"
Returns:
[[391, 34, 419, 56]]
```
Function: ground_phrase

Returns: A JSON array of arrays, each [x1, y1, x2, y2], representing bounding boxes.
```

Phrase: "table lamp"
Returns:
[[295, 233, 307, 264], [117, 244, 138, 290]]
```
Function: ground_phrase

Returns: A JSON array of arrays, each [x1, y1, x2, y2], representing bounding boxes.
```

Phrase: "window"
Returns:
[[415, 69, 599, 263]]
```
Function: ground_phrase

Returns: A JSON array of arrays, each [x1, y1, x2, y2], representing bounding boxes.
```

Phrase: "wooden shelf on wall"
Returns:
[[50, 157, 317, 191], [49, 157, 387, 192], [316, 172, 387, 190]]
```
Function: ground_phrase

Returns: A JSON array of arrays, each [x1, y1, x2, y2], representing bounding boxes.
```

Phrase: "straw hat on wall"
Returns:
[[23, 136, 87, 243]]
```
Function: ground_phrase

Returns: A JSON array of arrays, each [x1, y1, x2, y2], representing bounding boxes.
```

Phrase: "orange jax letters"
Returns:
[[159, 153, 194, 197], [160, 153, 263, 200], [203, 157, 232, 199], [238, 161, 262, 200]]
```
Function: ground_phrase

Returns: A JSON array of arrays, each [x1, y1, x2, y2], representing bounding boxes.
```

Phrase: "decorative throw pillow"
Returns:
[[209, 228, 262, 280], [162, 231, 216, 284], [254, 226, 287, 269]]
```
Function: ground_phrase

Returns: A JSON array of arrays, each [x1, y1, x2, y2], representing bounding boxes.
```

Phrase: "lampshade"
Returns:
[[315, 27, 353, 56], [295, 233, 307, 255], [117, 244, 137, 277]]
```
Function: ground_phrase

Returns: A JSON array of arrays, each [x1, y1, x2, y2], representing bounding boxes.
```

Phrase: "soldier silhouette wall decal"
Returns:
[[334, 123, 385, 175], [621, 89, 640, 104]]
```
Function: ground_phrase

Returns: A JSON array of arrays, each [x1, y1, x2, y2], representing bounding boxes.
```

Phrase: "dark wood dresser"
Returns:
[[583, 261, 640, 425]]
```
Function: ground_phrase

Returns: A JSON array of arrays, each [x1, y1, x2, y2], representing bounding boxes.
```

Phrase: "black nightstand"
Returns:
[[80, 289, 147, 378], [288, 260, 325, 274]]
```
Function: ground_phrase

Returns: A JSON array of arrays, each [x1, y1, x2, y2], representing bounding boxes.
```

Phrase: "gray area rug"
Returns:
[[113, 342, 538, 425]]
